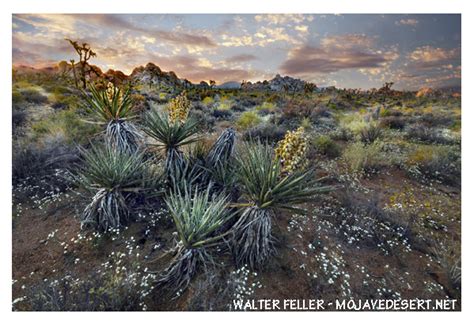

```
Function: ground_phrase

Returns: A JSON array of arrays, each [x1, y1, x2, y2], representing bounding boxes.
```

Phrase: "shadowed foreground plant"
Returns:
[[156, 186, 232, 295], [206, 128, 236, 168], [76, 145, 159, 232], [83, 82, 141, 152], [142, 109, 200, 178], [233, 142, 331, 269]]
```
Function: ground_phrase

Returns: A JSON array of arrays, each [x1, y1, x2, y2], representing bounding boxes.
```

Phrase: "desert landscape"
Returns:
[[11, 14, 461, 311]]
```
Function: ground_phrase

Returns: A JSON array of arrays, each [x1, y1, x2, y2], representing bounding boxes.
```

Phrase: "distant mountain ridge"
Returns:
[[12, 62, 459, 94]]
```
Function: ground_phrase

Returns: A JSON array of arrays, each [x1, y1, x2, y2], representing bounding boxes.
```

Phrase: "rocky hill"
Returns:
[[130, 62, 193, 89], [242, 74, 311, 92]]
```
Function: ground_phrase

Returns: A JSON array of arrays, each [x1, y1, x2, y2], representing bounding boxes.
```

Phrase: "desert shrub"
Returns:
[[312, 135, 341, 158], [48, 86, 77, 109], [450, 119, 461, 132], [379, 116, 406, 130], [130, 93, 149, 112], [331, 127, 354, 142], [342, 141, 387, 172], [243, 123, 286, 143], [380, 107, 391, 117], [255, 101, 276, 113], [312, 105, 331, 119], [212, 109, 233, 120], [359, 123, 383, 144], [281, 100, 313, 121], [31, 108, 100, 145], [12, 107, 27, 132], [12, 135, 79, 187], [265, 93, 281, 104], [12, 90, 25, 106], [300, 117, 312, 130], [237, 96, 260, 108], [419, 113, 454, 128], [216, 100, 233, 111], [380, 108, 402, 117], [230, 103, 246, 112], [406, 124, 460, 145], [236, 111, 261, 130], [339, 114, 370, 134], [21, 273, 143, 311], [188, 109, 215, 132], [406, 145, 460, 185], [202, 96, 214, 106], [20, 88, 48, 104], [330, 191, 414, 252]]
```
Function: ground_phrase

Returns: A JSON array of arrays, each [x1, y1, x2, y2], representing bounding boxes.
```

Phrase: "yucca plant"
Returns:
[[360, 123, 383, 144], [83, 82, 141, 152], [142, 109, 200, 177], [232, 142, 331, 269], [76, 145, 159, 232], [206, 128, 236, 168], [157, 186, 233, 293]]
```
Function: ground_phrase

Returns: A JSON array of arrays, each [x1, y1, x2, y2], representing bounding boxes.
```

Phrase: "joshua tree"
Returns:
[[304, 82, 316, 96], [69, 59, 79, 88], [66, 38, 97, 89], [209, 80, 216, 89]]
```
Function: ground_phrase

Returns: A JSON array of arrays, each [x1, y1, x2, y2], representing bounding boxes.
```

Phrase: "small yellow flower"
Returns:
[[275, 127, 308, 173], [168, 91, 191, 124]]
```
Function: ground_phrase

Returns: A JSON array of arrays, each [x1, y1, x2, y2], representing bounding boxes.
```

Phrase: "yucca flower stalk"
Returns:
[[274, 126, 308, 174], [168, 91, 191, 124], [142, 109, 200, 178], [157, 185, 233, 293], [76, 145, 159, 232], [232, 142, 331, 269], [83, 82, 141, 152]]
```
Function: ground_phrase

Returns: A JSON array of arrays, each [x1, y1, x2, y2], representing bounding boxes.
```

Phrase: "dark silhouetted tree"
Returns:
[[66, 39, 97, 89]]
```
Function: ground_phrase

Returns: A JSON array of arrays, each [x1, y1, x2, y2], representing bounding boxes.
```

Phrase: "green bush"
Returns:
[[312, 135, 341, 158], [31, 108, 100, 144], [406, 144, 460, 185], [21, 88, 48, 104], [359, 123, 383, 144], [243, 123, 286, 143], [12, 90, 25, 105], [236, 111, 261, 130], [255, 101, 276, 112], [342, 141, 387, 172]]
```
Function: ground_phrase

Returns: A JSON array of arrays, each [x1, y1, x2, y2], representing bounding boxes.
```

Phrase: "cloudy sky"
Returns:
[[12, 14, 460, 90]]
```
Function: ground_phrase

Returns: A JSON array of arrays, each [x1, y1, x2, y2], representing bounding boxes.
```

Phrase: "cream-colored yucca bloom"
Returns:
[[275, 126, 308, 173], [105, 82, 123, 105], [168, 91, 191, 124]]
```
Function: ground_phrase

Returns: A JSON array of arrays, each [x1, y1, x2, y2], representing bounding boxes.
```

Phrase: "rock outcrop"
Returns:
[[242, 74, 312, 92]]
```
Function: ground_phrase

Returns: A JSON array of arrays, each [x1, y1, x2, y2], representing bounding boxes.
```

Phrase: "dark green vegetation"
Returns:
[[12, 67, 461, 311]]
